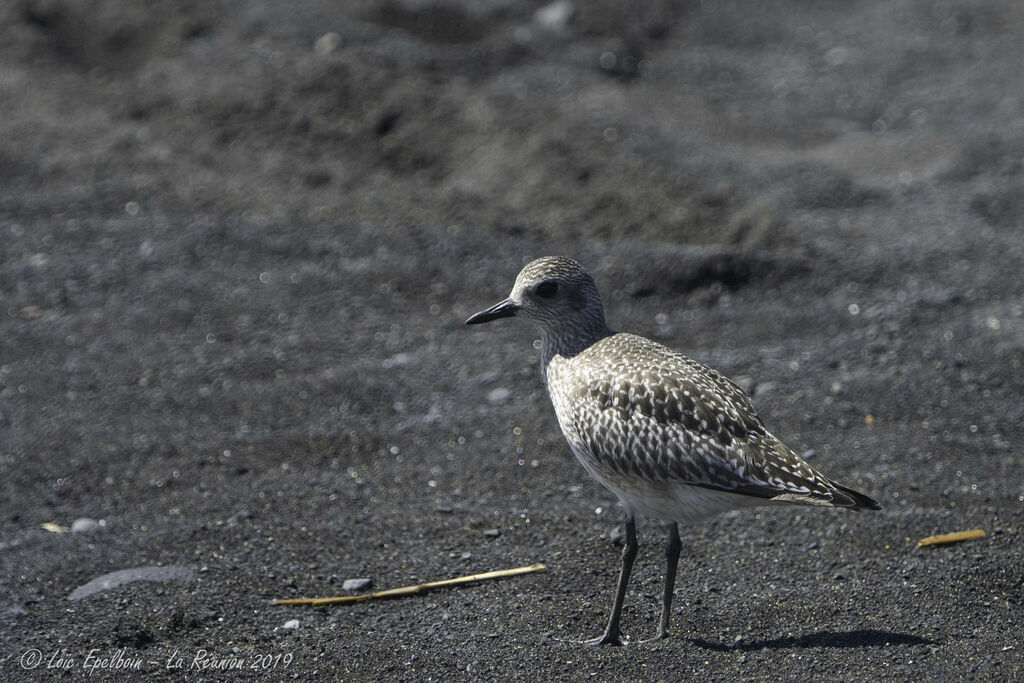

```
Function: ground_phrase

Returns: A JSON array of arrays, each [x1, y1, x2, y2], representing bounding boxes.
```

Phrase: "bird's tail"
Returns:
[[828, 481, 882, 510]]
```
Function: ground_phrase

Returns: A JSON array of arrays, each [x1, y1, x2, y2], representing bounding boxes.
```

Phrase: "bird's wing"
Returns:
[[567, 341, 847, 505]]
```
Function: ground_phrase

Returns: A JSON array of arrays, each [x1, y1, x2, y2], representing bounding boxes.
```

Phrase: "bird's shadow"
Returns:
[[691, 629, 934, 652]]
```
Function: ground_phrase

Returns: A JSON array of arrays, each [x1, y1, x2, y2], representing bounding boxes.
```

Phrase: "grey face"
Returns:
[[465, 256, 604, 335]]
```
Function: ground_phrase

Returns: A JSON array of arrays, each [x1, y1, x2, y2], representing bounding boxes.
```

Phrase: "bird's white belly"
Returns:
[[569, 445, 766, 523]]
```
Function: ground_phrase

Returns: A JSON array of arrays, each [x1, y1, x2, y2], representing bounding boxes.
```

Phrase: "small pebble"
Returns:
[[71, 518, 104, 533], [314, 32, 341, 56], [282, 619, 300, 630], [69, 565, 194, 601], [533, 0, 573, 33], [487, 387, 512, 404], [3, 605, 28, 619], [342, 578, 373, 591]]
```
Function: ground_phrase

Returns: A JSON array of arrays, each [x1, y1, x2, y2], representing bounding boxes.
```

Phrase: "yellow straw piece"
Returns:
[[41, 522, 70, 533], [917, 529, 986, 547], [272, 562, 547, 606]]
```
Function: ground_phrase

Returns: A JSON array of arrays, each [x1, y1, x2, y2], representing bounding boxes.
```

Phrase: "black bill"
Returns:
[[465, 298, 519, 325]]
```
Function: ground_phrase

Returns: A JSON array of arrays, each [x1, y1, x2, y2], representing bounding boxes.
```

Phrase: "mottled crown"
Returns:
[[516, 256, 591, 284]]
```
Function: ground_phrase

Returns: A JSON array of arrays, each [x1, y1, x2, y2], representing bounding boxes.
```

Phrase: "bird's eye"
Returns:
[[535, 281, 558, 298]]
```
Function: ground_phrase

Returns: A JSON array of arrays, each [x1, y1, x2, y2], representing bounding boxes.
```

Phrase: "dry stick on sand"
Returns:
[[272, 563, 546, 606], [917, 529, 986, 547]]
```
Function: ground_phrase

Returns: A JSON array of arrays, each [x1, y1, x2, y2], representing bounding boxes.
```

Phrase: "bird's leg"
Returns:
[[659, 522, 681, 639], [587, 516, 637, 646]]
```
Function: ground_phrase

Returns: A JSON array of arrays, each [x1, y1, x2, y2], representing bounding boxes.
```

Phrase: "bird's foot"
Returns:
[[549, 631, 627, 646], [635, 629, 671, 644], [584, 631, 626, 647]]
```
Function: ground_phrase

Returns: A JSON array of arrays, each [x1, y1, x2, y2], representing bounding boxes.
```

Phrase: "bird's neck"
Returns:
[[540, 318, 614, 379]]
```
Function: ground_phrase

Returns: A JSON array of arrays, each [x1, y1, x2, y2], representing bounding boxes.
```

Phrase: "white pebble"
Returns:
[[487, 387, 512, 404], [71, 518, 104, 533], [534, 0, 573, 33], [342, 578, 373, 591], [314, 32, 341, 56]]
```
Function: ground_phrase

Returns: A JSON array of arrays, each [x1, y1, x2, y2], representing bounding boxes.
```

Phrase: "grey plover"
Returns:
[[466, 256, 880, 646]]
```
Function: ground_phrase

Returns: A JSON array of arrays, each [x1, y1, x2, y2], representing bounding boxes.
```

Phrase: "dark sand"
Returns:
[[1, 0, 1022, 679]]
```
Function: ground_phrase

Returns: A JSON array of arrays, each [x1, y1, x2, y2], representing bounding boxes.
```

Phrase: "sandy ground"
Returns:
[[1, 0, 1022, 680]]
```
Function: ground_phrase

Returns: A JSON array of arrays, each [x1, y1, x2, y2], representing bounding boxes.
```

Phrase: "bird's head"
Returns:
[[465, 256, 607, 340]]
